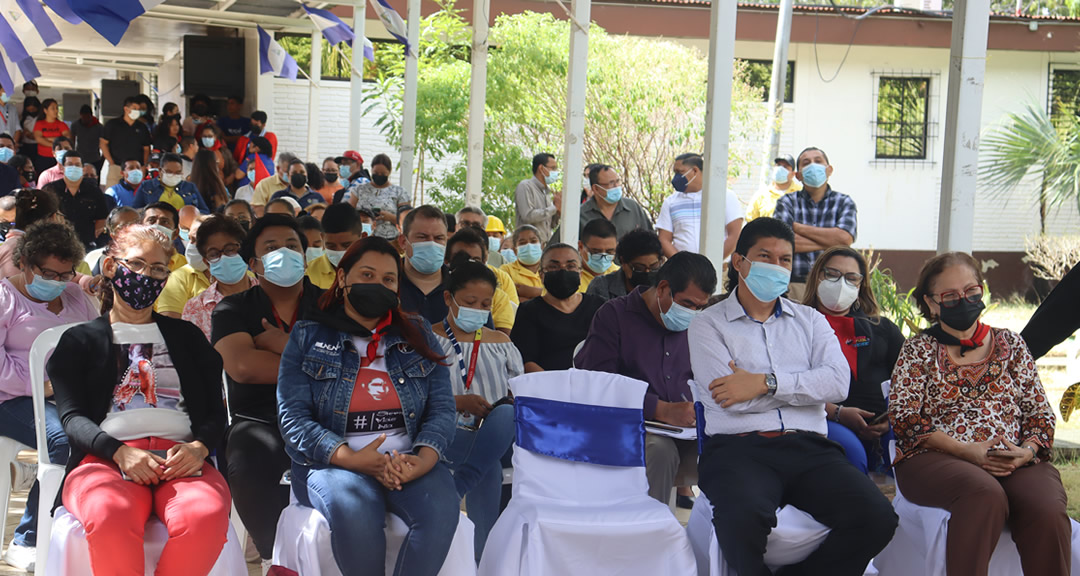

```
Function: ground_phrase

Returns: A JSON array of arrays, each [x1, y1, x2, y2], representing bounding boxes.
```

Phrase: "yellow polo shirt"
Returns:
[[251, 176, 288, 208], [169, 252, 187, 271], [579, 262, 619, 293], [746, 180, 803, 222], [490, 264, 519, 305], [305, 254, 336, 290], [155, 265, 211, 314], [502, 260, 542, 289], [159, 186, 184, 212]]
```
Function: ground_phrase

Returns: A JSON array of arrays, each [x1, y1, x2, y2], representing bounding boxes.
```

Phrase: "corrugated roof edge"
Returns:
[[605, 1, 1080, 23]]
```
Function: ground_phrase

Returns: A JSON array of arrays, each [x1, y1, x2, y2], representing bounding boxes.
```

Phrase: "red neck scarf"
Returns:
[[925, 321, 990, 356], [362, 314, 393, 367]]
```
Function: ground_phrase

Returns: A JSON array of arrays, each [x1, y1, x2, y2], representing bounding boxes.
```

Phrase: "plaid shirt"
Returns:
[[772, 187, 857, 280]]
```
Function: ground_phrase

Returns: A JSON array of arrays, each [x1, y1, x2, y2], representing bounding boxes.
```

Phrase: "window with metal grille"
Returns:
[[1049, 67, 1080, 128], [874, 76, 930, 160]]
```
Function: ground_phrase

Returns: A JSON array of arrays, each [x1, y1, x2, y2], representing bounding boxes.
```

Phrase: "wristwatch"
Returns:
[[765, 373, 778, 396]]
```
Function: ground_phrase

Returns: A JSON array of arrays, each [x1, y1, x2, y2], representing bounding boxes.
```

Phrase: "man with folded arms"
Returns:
[[689, 217, 895, 576]]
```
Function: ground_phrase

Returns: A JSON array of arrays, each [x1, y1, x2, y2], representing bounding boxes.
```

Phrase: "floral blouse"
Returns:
[[181, 278, 258, 341], [889, 327, 1055, 464]]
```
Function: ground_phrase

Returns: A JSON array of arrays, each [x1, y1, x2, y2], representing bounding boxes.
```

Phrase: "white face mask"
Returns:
[[162, 173, 182, 188], [817, 276, 860, 313]]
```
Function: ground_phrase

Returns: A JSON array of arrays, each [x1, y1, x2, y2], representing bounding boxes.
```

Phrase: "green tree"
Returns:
[[363, 2, 764, 225]]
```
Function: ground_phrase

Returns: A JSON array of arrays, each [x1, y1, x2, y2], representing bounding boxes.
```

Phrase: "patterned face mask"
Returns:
[[111, 262, 167, 310]]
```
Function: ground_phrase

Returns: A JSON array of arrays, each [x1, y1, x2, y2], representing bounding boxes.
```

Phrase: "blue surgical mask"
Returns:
[[658, 290, 698, 332], [517, 243, 542, 266], [500, 248, 517, 264], [0, 93, 9, 104], [361, 222, 373, 236], [126, 169, 144, 186], [186, 242, 207, 272], [63, 165, 82, 182], [488, 236, 501, 254], [306, 246, 325, 262], [339, 165, 352, 179], [772, 165, 789, 184], [545, 169, 560, 185], [247, 169, 256, 182], [408, 241, 445, 275], [586, 251, 614, 274], [55, 150, 66, 165], [326, 249, 346, 268], [201, 136, 216, 148], [603, 186, 623, 204], [179, 227, 190, 243], [153, 224, 173, 239], [0, 147, 13, 163], [800, 163, 828, 188], [210, 253, 249, 285], [26, 274, 66, 302], [260, 247, 306, 287], [740, 258, 791, 303], [452, 297, 489, 333]]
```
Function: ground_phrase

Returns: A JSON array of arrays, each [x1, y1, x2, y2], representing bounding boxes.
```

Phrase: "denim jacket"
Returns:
[[277, 317, 455, 467], [132, 177, 210, 214]]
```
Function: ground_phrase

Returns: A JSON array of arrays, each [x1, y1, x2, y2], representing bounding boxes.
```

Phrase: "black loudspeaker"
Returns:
[[101, 79, 139, 118], [183, 36, 245, 99], [62, 92, 92, 122]]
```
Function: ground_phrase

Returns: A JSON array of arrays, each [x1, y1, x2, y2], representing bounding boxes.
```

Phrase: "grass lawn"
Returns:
[[1058, 459, 1080, 520]]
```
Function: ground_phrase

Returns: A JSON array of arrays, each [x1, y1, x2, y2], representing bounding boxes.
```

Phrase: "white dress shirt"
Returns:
[[688, 288, 848, 436]]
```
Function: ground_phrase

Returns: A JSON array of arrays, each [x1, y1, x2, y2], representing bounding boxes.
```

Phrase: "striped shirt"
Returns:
[[656, 188, 741, 254], [433, 336, 524, 404], [771, 187, 857, 280]]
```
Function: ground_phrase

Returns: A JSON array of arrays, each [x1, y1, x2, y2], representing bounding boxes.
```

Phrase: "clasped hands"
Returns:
[[331, 435, 436, 490]]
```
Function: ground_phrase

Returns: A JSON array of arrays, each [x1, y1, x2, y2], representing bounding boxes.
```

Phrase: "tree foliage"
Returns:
[[362, 1, 765, 225]]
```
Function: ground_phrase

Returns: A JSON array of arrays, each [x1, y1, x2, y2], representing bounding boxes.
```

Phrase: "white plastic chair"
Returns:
[[0, 436, 31, 553], [872, 383, 1080, 575], [29, 324, 246, 576], [478, 369, 696, 576], [272, 490, 477, 576], [684, 381, 835, 576]]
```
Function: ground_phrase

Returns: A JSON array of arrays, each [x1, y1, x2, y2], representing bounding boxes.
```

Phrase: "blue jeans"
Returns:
[[0, 397, 69, 547], [443, 404, 515, 561], [292, 460, 460, 576]]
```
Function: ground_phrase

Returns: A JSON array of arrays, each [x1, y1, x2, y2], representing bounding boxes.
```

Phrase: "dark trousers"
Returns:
[[225, 419, 292, 559], [698, 432, 897, 576], [896, 450, 1071, 576]]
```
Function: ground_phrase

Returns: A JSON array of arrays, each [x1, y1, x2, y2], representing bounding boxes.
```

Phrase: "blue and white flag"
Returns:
[[368, 0, 411, 56], [362, 36, 374, 63], [257, 25, 298, 81], [302, 4, 355, 47], [65, 0, 166, 46], [9, 0, 62, 51], [0, 46, 37, 94], [42, 0, 79, 25]]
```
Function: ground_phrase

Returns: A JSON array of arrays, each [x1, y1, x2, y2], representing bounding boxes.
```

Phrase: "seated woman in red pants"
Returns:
[[48, 223, 230, 576], [891, 251, 1070, 576]]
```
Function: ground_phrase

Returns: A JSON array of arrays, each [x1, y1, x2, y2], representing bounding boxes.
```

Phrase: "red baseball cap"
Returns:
[[338, 150, 364, 164]]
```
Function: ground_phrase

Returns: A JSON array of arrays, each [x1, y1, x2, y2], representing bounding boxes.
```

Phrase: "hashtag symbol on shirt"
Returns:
[[354, 415, 368, 429]]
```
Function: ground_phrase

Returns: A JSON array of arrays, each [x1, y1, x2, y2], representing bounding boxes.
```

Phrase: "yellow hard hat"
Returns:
[[486, 215, 507, 234]]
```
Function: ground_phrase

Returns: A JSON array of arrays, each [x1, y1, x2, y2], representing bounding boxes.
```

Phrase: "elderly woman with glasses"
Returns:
[[181, 214, 256, 341], [890, 251, 1068, 576], [801, 246, 905, 474]]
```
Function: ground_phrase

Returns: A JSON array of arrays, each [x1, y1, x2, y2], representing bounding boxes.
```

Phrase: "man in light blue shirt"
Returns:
[[688, 217, 896, 576]]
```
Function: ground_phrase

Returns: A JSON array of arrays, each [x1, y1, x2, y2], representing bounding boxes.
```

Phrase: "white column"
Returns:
[[700, 0, 737, 270], [350, 1, 367, 151], [558, 0, 590, 247], [937, 0, 989, 254], [761, 0, 793, 177], [399, 0, 421, 198], [308, 28, 322, 161], [464, 0, 490, 208]]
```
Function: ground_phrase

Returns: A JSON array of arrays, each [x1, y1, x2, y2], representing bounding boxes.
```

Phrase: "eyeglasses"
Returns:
[[630, 263, 662, 274], [543, 261, 580, 273], [822, 267, 863, 287], [935, 285, 984, 309], [34, 264, 76, 282], [204, 243, 241, 263], [117, 258, 171, 281]]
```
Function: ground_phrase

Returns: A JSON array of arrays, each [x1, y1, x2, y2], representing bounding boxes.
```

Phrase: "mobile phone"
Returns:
[[492, 395, 514, 408], [867, 412, 890, 426]]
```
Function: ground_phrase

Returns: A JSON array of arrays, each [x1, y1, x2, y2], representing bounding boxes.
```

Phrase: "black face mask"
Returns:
[[290, 174, 307, 189], [371, 174, 389, 186], [939, 298, 984, 332], [629, 269, 656, 289], [347, 283, 399, 319], [324, 171, 338, 183], [543, 270, 580, 300], [237, 219, 251, 232]]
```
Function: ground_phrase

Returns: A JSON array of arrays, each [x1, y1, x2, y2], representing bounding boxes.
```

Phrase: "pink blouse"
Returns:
[[182, 278, 258, 341], [0, 278, 98, 402]]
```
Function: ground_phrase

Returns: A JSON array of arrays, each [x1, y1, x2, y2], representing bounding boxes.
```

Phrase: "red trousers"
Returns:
[[62, 437, 231, 576]]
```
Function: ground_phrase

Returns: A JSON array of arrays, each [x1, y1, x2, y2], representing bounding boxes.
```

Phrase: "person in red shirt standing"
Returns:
[[32, 99, 71, 173]]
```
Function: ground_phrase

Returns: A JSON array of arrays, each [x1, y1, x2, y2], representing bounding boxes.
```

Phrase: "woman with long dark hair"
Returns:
[[277, 236, 460, 576], [190, 148, 230, 212], [153, 115, 182, 154]]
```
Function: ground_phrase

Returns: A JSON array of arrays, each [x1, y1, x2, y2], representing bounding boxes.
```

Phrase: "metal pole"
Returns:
[[558, 0, 590, 247], [308, 28, 322, 161], [349, 1, 367, 152], [762, 0, 793, 176], [400, 0, 421, 197], [700, 0, 737, 270], [464, 0, 490, 208], [937, 0, 989, 254]]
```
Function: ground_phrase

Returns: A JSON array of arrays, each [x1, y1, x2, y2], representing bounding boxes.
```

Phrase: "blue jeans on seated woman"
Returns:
[[443, 403, 515, 561], [292, 460, 461, 576], [0, 397, 69, 547]]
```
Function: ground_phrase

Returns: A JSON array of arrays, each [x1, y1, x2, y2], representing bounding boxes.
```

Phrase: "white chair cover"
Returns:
[[478, 370, 696, 576], [45, 506, 246, 576], [272, 498, 477, 576], [0, 436, 30, 552]]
